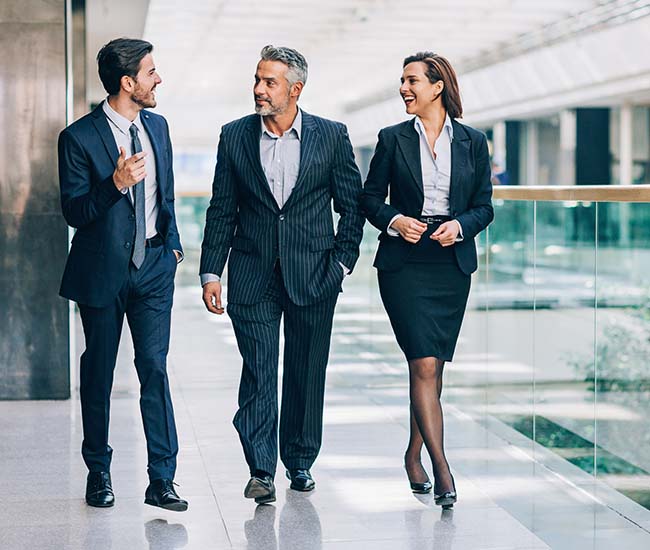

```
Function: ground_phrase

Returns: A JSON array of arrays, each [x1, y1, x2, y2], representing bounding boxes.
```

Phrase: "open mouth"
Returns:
[[402, 95, 415, 106]]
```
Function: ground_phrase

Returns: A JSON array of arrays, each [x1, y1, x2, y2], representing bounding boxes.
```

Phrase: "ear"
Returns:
[[290, 81, 304, 99], [434, 79, 445, 95], [120, 74, 135, 93]]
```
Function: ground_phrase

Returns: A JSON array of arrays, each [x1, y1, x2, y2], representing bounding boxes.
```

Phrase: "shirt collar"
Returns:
[[414, 113, 454, 142], [102, 98, 142, 135], [260, 108, 302, 140]]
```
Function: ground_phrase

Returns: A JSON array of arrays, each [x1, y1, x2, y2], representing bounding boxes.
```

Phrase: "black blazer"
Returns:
[[360, 118, 493, 275], [58, 104, 183, 307], [200, 111, 365, 307]]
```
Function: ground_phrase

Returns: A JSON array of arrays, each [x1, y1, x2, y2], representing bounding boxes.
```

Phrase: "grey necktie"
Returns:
[[129, 124, 146, 269]]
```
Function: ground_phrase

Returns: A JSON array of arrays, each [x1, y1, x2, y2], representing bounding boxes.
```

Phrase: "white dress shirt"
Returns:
[[388, 114, 463, 239], [102, 99, 159, 239]]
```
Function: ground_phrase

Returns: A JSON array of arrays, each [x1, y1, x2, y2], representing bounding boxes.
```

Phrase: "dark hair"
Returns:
[[403, 52, 463, 119], [97, 38, 153, 96]]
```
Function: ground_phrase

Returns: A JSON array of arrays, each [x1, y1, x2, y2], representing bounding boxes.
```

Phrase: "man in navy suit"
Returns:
[[58, 38, 187, 511], [200, 45, 364, 504]]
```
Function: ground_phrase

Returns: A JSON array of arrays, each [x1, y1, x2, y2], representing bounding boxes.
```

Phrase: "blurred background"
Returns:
[[4, 0, 650, 543]]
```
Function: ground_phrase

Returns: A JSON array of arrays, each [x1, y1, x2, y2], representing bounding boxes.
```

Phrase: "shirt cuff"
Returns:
[[200, 273, 220, 286], [339, 262, 350, 277], [386, 214, 404, 237], [453, 219, 464, 242]]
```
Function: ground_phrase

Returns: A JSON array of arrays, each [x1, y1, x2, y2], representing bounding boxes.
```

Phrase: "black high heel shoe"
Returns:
[[434, 474, 456, 508], [403, 463, 432, 494]]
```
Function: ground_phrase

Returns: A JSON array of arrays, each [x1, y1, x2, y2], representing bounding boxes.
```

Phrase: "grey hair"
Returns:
[[260, 45, 308, 86]]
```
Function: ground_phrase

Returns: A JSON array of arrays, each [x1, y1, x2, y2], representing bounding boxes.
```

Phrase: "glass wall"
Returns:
[[453, 197, 650, 512]]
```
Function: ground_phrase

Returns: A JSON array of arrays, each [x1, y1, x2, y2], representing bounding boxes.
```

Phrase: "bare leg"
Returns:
[[408, 356, 453, 494]]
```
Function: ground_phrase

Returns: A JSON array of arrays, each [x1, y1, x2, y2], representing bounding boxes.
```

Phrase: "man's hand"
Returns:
[[173, 250, 181, 263], [113, 146, 147, 191], [202, 281, 224, 315], [390, 216, 427, 243], [430, 221, 460, 247]]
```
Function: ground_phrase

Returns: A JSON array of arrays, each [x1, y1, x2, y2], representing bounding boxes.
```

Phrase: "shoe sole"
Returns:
[[411, 487, 432, 495], [435, 496, 457, 508], [289, 482, 315, 492], [144, 499, 189, 512], [86, 500, 114, 508], [254, 492, 276, 504]]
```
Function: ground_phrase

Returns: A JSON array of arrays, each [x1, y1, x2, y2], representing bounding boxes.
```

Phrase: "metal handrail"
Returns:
[[177, 185, 650, 202], [493, 185, 650, 202]]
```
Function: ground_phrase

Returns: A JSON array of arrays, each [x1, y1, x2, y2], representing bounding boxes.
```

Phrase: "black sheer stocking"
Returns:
[[405, 356, 453, 494]]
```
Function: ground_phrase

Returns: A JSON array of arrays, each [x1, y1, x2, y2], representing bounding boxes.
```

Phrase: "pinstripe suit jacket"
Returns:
[[200, 111, 365, 306]]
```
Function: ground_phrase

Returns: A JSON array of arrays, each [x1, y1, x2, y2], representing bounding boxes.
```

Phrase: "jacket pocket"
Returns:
[[232, 235, 254, 253]]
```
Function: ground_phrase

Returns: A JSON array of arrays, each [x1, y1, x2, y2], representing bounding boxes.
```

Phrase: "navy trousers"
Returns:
[[228, 263, 338, 477], [78, 244, 179, 481]]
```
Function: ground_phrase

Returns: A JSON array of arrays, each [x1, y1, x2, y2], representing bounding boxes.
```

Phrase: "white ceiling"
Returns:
[[140, 0, 609, 151]]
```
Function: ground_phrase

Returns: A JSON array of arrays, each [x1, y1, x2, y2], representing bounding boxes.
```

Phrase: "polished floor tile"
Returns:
[[2, 285, 650, 549]]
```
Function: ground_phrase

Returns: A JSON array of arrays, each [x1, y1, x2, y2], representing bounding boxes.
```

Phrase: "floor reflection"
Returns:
[[144, 519, 188, 550], [405, 496, 456, 550], [245, 490, 322, 550]]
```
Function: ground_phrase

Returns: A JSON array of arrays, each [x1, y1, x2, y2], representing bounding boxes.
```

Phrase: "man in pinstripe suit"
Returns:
[[200, 45, 364, 504]]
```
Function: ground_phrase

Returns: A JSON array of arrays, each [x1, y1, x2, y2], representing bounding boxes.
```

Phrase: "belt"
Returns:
[[145, 234, 164, 248], [419, 215, 451, 224]]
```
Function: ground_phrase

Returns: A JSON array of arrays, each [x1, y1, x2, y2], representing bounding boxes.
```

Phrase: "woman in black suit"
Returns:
[[360, 52, 493, 507]]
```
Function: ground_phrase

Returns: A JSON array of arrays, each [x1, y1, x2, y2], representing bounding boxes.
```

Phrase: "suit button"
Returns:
[[124, 242, 131, 249], [129, 214, 135, 220], [279, 214, 285, 221]]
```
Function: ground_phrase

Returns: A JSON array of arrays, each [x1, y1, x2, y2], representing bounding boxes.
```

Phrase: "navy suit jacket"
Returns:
[[58, 104, 182, 307], [200, 111, 365, 306], [360, 118, 493, 275]]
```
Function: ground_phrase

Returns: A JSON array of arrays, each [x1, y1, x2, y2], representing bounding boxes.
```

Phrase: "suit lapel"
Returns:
[[282, 110, 319, 211], [243, 116, 279, 209], [396, 120, 424, 204], [141, 111, 165, 201], [91, 103, 133, 208], [450, 120, 471, 211]]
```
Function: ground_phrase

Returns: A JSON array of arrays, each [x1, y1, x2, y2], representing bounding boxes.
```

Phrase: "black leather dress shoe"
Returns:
[[144, 479, 188, 512], [86, 472, 114, 508], [286, 469, 315, 492], [244, 475, 276, 504]]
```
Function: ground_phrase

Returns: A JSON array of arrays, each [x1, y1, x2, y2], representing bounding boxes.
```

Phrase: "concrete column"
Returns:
[[619, 104, 633, 186], [525, 121, 539, 186], [0, 1, 70, 398], [559, 110, 576, 186]]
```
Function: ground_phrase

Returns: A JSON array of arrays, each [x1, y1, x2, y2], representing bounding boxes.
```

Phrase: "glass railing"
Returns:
[[175, 184, 650, 514]]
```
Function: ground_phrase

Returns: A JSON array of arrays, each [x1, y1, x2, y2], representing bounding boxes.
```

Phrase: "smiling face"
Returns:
[[399, 61, 444, 117], [128, 53, 162, 109]]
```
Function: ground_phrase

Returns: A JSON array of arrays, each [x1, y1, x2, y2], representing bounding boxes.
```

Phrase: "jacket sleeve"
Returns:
[[162, 118, 183, 254], [455, 132, 494, 240], [330, 123, 365, 272], [360, 129, 402, 232], [199, 129, 238, 277], [58, 128, 124, 228]]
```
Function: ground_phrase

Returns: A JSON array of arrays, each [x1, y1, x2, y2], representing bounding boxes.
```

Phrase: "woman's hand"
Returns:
[[390, 217, 427, 243], [430, 221, 460, 247]]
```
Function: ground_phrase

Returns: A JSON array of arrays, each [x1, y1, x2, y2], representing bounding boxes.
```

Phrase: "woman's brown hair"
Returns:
[[403, 52, 463, 119]]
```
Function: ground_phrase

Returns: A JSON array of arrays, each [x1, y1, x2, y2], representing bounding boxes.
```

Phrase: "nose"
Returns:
[[399, 82, 409, 95], [154, 72, 162, 85]]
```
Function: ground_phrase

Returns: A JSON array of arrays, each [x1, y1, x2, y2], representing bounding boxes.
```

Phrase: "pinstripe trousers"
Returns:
[[228, 262, 338, 477]]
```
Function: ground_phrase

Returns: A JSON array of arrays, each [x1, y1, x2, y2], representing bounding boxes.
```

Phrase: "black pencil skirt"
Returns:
[[377, 226, 471, 362]]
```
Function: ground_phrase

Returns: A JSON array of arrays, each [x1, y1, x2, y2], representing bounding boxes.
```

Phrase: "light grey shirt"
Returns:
[[387, 114, 463, 240], [260, 108, 302, 208], [102, 100, 159, 239]]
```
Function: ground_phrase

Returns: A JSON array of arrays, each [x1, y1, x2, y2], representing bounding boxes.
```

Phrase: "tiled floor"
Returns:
[[2, 284, 650, 549]]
